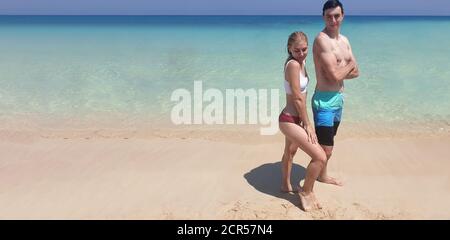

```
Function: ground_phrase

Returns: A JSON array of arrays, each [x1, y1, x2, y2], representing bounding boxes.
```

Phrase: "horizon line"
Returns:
[[0, 14, 449, 17]]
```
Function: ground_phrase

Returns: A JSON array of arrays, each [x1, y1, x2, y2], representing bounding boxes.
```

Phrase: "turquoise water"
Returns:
[[0, 16, 449, 129]]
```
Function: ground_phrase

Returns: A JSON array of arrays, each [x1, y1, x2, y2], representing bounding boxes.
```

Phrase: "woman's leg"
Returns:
[[281, 137, 298, 192], [279, 122, 327, 211]]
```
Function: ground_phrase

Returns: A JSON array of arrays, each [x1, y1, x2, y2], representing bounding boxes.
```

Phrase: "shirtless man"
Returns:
[[312, 0, 359, 186]]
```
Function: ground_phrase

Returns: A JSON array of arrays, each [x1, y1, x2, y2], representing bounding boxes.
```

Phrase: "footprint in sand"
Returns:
[[221, 199, 307, 220], [321, 202, 393, 220], [161, 210, 175, 220]]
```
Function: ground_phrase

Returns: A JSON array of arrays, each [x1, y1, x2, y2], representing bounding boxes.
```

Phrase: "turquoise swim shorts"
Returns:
[[312, 91, 344, 146]]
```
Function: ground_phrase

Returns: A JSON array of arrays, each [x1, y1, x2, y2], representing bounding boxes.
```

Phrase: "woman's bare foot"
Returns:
[[317, 175, 343, 186], [311, 192, 323, 210], [297, 187, 316, 212]]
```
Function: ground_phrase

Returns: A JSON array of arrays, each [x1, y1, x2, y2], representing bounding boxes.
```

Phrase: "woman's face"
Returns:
[[290, 41, 308, 62]]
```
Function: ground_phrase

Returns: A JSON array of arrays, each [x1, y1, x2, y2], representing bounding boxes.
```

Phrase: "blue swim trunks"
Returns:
[[312, 91, 344, 146]]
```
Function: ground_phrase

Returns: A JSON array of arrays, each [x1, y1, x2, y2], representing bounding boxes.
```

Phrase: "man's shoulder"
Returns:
[[314, 32, 331, 50], [339, 34, 350, 44], [314, 31, 329, 42]]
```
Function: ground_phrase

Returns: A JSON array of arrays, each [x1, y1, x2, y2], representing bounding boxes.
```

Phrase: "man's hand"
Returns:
[[345, 60, 359, 79]]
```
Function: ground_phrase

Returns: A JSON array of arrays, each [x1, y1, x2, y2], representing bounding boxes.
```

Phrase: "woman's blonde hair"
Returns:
[[285, 31, 308, 66]]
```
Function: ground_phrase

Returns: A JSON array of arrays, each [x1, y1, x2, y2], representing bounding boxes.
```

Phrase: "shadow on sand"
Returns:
[[244, 161, 306, 206]]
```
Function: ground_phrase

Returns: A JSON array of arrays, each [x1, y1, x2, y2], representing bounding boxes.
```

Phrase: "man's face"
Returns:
[[323, 6, 344, 30]]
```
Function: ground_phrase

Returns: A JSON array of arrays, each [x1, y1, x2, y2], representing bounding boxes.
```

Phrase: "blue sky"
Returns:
[[0, 0, 449, 15]]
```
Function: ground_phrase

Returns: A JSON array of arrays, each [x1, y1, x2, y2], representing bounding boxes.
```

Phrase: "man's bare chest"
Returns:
[[330, 40, 351, 63]]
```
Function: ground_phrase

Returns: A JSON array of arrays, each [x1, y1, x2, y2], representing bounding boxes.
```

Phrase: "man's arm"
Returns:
[[344, 36, 359, 79], [315, 36, 355, 83]]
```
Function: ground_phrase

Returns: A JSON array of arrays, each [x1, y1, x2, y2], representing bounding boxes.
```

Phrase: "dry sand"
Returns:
[[0, 125, 449, 219]]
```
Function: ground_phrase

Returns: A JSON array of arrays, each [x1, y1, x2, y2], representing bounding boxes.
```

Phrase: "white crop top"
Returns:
[[284, 59, 308, 94]]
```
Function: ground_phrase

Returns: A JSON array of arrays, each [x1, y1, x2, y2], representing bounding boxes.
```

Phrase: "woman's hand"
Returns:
[[304, 124, 318, 144]]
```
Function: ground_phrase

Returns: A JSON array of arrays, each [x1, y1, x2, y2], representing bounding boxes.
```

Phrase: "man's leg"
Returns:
[[314, 125, 343, 186], [317, 144, 343, 186], [312, 92, 344, 186], [315, 108, 343, 186]]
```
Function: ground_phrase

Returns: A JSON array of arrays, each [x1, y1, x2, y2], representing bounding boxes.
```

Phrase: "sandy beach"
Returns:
[[0, 125, 449, 220]]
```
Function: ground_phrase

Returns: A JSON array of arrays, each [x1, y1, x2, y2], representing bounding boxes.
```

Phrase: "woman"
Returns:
[[279, 32, 327, 211]]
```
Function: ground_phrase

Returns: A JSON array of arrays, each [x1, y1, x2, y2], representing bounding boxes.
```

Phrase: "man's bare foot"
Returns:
[[280, 184, 297, 193], [317, 176, 343, 186], [297, 187, 316, 212]]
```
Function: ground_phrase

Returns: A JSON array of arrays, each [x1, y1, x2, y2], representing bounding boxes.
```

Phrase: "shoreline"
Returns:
[[1, 121, 449, 144]]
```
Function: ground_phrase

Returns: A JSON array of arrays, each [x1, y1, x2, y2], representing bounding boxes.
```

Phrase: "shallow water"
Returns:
[[0, 16, 449, 133]]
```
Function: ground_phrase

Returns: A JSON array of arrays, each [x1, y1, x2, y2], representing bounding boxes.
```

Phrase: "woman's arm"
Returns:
[[285, 61, 317, 144]]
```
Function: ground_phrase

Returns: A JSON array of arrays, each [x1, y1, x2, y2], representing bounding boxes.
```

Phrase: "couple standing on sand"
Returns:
[[278, 0, 359, 211]]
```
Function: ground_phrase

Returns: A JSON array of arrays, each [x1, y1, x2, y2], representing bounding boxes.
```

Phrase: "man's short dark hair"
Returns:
[[322, 0, 344, 16]]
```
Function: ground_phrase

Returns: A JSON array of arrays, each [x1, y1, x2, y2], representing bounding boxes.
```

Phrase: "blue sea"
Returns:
[[0, 16, 449, 133]]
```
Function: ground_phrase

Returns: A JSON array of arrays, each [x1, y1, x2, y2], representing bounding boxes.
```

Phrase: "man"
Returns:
[[312, 0, 359, 186]]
